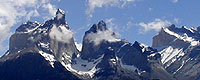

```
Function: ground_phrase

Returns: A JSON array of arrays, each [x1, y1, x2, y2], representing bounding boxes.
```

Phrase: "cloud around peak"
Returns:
[[49, 24, 74, 43], [85, 29, 120, 46]]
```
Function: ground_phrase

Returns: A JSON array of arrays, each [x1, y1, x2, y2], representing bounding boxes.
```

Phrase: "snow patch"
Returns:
[[191, 41, 199, 46], [110, 58, 117, 64], [159, 46, 185, 67], [119, 59, 145, 75], [39, 51, 56, 68], [24, 25, 39, 33], [182, 26, 195, 33], [61, 54, 104, 78], [139, 43, 148, 52], [148, 53, 157, 57], [62, 52, 72, 63], [17, 50, 21, 53], [108, 46, 114, 51], [4, 51, 9, 56], [39, 42, 49, 49], [17, 22, 41, 34], [75, 42, 82, 51]]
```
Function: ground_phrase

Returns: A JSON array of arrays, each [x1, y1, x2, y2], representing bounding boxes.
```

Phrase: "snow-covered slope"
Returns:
[[152, 24, 200, 80], [159, 46, 185, 68], [61, 54, 104, 78]]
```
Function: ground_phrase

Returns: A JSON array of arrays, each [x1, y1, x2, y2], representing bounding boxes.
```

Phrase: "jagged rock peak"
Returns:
[[97, 20, 107, 30], [54, 8, 66, 25], [132, 41, 144, 51], [133, 41, 157, 53], [133, 41, 140, 46], [132, 41, 149, 48], [168, 24, 176, 29], [56, 9, 65, 15], [87, 20, 108, 33]]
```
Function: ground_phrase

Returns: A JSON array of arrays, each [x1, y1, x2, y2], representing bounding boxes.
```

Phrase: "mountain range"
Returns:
[[0, 9, 199, 80]]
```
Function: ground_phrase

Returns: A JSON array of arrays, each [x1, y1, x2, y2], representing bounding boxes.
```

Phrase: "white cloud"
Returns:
[[105, 18, 115, 28], [49, 25, 74, 43], [148, 8, 153, 11], [172, 0, 178, 3], [0, 0, 59, 52], [127, 21, 135, 27], [138, 18, 171, 33], [26, 9, 40, 20], [105, 18, 121, 37], [124, 21, 136, 32], [43, 3, 57, 16], [86, 0, 136, 17], [174, 18, 179, 24], [85, 30, 121, 45], [75, 42, 82, 51], [121, 0, 136, 7]]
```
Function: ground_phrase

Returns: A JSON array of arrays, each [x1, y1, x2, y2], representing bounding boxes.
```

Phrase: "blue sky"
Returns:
[[0, 0, 200, 56]]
